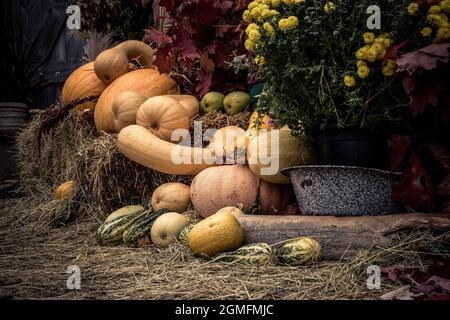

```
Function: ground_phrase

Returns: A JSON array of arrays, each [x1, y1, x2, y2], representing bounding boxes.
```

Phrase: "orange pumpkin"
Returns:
[[94, 69, 179, 133], [112, 91, 147, 131], [61, 62, 107, 112], [136, 96, 189, 142], [207, 126, 246, 162], [55, 180, 76, 200], [190, 165, 292, 218]]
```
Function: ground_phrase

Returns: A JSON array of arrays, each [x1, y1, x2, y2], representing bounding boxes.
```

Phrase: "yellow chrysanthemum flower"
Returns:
[[357, 60, 367, 68], [429, 5, 442, 14], [271, 0, 281, 7], [363, 32, 375, 44], [255, 55, 266, 66], [294, 0, 305, 4], [248, 29, 261, 41], [382, 38, 392, 48], [355, 45, 370, 60], [248, 2, 259, 10], [261, 8, 272, 19], [407, 2, 419, 15], [263, 22, 276, 37], [245, 39, 255, 51], [287, 16, 299, 27], [324, 2, 336, 14], [344, 75, 356, 87], [421, 27, 433, 37], [366, 48, 379, 62], [441, 0, 450, 13], [245, 23, 259, 35], [250, 7, 262, 18], [283, 0, 294, 5], [434, 27, 450, 42], [270, 9, 280, 16], [382, 60, 397, 77], [357, 65, 370, 79], [243, 10, 251, 22], [372, 43, 385, 57]]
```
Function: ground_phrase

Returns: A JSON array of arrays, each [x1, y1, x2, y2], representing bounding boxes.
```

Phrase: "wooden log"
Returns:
[[237, 213, 450, 260]]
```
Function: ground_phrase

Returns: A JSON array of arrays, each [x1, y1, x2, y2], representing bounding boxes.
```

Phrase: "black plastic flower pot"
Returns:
[[318, 127, 388, 170]]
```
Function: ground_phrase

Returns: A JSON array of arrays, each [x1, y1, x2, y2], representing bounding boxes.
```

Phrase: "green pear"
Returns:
[[200, 92, 225, 113], [223, 91, 251, 116]]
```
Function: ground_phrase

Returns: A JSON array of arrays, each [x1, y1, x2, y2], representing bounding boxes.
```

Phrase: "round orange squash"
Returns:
[[187, 212, 244, 257], [112, 91, 147, 131], [94, 40, 155, 84], [55, 180, 76, 200], [136, 96, 189, 142], [94, 68, 179, 133], [190, 165, 291, 218], [151, 182, 191, 213], [61, 62, 107, 112]]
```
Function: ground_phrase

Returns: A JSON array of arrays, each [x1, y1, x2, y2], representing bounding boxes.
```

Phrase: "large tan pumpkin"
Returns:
[[247, 127, 313, 184], [136, 96, 189, 142], [187, 213, 244, 257], [61, 62, 107, 112], [94, 69, 179, 133], [190, 165, 292, 218], [151, 182, 191, 212], [112, 91, 147, 131]]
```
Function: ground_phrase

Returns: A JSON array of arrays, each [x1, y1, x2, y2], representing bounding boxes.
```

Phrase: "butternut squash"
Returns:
[[117, 125, 217, 176]]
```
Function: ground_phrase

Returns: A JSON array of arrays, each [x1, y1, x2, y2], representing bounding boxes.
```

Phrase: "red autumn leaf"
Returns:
[[153, 45, 175, 73], [396, 43, 450, 75], [383, 40, 408, 65], [173, 26, 200, 60], [180, 0, 221, 26], [143, 28, 172, 46], [196, 51, 215, 95], [389, 135, 411, 171], [393, 155, 434, 210]]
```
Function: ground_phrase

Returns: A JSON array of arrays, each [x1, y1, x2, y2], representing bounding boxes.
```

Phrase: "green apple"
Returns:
[[200, 92, 225, 113], [223, 91, 251, 116]]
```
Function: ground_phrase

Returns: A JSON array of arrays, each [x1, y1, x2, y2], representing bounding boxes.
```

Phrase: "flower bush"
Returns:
[[243, 0, 450, 135]]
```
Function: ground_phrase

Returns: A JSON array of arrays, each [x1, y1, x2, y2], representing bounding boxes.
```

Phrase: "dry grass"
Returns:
[[16, 110, 250, 224], [1, 197, 449, 300]]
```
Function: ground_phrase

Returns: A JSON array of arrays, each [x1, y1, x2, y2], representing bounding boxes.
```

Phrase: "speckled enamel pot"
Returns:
[[281, 165, 403, 216]]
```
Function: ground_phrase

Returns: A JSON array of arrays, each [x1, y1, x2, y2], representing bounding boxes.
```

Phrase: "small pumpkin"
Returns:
[[55, 180, 76, 200], [225, 129, 259, 163], [151, 182, 191, 213], [163, 95, 199, 120], [112, 91, 146, 131], [105, 205, 144, 223], [94, 40, 154, 84], [187, 213, 244, 257], [136, 96, 189, 142], [117, 125, 217, 176], [190, 165, 291, 218], [151, 212, 189, 248], [61, 62, 107, 112], [94, 68, 179, 133], [247, 127, 313, 184], [207, 126, 246, 162]]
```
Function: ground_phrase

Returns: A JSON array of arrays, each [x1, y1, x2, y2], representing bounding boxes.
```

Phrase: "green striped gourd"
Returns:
[[123, 208, 170, 247], [105, 205, 144, 222], [213, 243, 275, 266], [97, 209, 147, 245], [177, 222, 195, 245], [277, 237, 321, 266]]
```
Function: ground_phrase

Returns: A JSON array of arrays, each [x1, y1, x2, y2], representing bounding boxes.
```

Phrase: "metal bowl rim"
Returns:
[[280, 165, 402, 177]]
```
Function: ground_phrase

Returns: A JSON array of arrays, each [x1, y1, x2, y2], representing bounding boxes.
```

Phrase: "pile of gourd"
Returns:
[[60, 40, 318, 265], [95, 182, 321, 266]]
